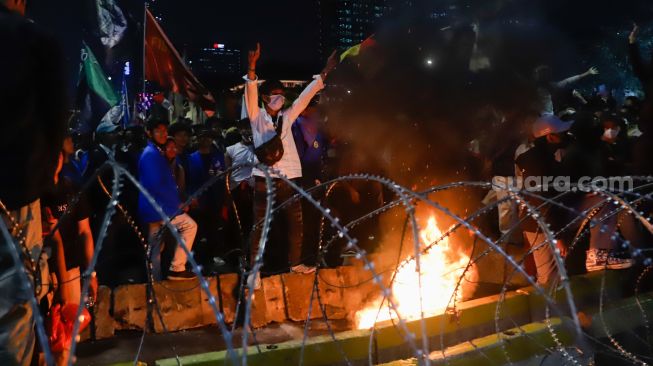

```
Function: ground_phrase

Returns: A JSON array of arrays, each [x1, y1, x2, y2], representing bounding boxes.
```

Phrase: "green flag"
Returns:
[[80, 43, 119, 106]]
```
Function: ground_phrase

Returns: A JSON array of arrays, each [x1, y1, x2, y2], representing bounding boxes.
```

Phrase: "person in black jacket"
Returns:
[[0, 4, 67, 365], [515, 115, 571, 287]]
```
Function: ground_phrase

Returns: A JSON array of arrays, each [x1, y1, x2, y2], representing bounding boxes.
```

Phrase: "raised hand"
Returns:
[[586, 66, 599, 76], [248, 42, 261, 80], [248, 42, 261, 69], [321, 50, 338, 80]]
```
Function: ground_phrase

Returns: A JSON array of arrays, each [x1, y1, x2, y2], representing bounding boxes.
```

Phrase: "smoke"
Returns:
[[318, 0, 583, 267], [321, 1, 586, 189]]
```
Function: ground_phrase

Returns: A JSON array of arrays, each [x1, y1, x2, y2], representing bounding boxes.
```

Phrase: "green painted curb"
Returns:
[[380, 318, 574, 366], [155, 271, 638, 366]]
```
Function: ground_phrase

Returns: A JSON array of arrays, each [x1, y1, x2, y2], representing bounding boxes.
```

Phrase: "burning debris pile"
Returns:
[[355, 215, 473, 329]]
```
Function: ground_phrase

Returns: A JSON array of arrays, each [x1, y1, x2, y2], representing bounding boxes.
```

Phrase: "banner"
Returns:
[[75, 43, 119, 133], [144, 9, 215, 116], [96, 0, 127, 48], [80, 43, 119, 106], [3, 0, 26, 15]]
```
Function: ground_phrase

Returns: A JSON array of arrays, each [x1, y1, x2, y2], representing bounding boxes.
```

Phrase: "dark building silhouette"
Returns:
[[188, 43, 243, 79]]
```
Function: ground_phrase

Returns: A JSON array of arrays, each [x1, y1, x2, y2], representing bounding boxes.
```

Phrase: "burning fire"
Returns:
[[355, 215, 471, 329]]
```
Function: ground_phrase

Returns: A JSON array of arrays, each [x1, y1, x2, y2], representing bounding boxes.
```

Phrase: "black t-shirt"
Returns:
[[41, 177, 90, 270]]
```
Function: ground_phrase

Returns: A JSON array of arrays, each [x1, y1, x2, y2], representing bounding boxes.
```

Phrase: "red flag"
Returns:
[[145, 9, 215, 116], [4, 0, 26, 15]]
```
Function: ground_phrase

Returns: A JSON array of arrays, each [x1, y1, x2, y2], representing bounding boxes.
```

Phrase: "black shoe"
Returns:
[[167, 270, 197, 281]]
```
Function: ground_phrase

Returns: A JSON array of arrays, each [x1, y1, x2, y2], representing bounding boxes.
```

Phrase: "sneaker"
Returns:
[[291, 264, 317, 274], [247, 271, 261, 290], [167, 270, 197, 281], [586, 249, 634, 272], [585, 249, 607, 272]]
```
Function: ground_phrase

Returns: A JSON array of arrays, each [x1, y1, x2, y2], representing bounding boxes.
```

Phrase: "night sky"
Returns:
[[22, 0, 653, 95], [150, 0, 321, 67], [25, 0, 322, 89]]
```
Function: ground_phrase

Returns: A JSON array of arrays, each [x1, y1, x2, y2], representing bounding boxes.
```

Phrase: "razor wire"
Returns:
[[2, 152, 653, 366]]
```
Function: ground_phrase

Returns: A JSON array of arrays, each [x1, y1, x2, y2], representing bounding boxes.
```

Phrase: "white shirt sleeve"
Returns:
[[283, 75, 325, 125], [243, 75, 260, 121]]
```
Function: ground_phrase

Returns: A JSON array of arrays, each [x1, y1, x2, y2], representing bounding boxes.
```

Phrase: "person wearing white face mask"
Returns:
[[265, 94, 286, 112], [243, 42, 337, 285]]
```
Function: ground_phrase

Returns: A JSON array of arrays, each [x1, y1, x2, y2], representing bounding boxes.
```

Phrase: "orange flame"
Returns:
[[355, 215, 471, 329]]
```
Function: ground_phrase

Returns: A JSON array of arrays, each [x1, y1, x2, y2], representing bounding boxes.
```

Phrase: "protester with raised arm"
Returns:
[[535, 64, 599, 116], [243, 42, 337, 284]]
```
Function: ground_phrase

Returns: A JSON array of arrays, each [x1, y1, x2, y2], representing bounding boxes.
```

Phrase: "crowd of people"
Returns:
[[45, 44, 347, 295], [48, 26, 653, 298], [478, 24, 653, 288]]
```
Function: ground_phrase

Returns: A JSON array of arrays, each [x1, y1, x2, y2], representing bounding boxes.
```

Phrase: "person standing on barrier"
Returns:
[[139, 118, 197, 281], [225, 119, 257, 263], [292, 101, 329, 268], [243, 42, 337, 283], [188, 126, 226, 274]]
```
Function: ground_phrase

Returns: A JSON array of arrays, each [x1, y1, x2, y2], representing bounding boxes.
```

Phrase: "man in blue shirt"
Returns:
[[139, 118, 197, 281]]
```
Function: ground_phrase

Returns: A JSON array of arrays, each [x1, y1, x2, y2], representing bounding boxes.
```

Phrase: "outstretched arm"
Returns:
[[285, 51, 338, 123], [555, 67, 599, 88], [244, 43, 261, 121], [572, 89, 589, 105]]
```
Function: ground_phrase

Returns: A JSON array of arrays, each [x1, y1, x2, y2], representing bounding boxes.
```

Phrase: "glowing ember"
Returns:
[[355, 215, 471, 329]]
